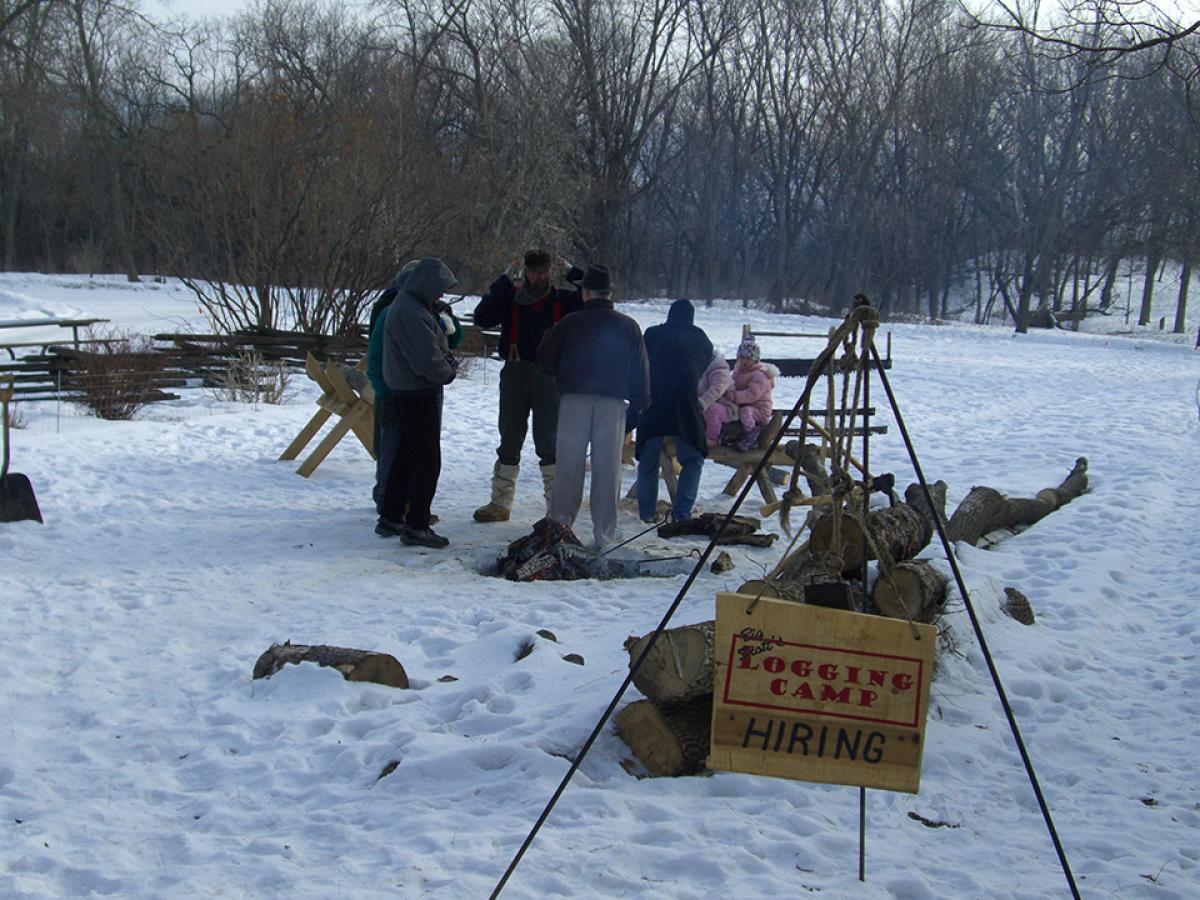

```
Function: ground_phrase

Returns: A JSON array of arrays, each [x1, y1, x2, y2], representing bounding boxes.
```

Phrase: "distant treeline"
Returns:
[[1, 0, 1196, 333]]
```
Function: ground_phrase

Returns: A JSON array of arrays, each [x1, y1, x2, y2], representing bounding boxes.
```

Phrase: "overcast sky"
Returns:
[[143, 0, 254, 23]]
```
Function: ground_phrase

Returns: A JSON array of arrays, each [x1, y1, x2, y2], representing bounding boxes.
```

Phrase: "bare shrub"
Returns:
[[453, 326, 491, 378], [209, 350, 293, 405], [66, 329, 168, 421]]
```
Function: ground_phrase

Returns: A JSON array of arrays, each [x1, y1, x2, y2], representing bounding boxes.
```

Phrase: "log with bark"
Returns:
[[737, 578, 807, 605], [809, 502, 933, 573], [872, 560, 947, 623], [253, 642, 409, 689], [624, 620, 715, 705], [738, 575, 859, 610], [946, 457, 1088, 546], [904, 480, 948, 534], [615, 695, 713, 777]]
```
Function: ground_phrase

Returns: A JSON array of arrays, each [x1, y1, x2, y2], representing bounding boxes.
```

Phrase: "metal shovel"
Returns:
[[0, 381, 42, 523]]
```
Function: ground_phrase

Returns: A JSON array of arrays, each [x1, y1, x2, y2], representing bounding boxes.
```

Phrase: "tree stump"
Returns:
[[252, 642, 409, 689], [624, 620, 715, 705], [810, 503, 932, 572], [872, 560, 947, 623], [615, 696, 713, 777]]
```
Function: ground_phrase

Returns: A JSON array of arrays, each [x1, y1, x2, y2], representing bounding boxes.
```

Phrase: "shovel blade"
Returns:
[[0, 473, 43, 523]]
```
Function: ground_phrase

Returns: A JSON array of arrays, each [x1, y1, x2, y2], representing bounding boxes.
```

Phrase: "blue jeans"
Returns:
[[636, 435, 704, 522]]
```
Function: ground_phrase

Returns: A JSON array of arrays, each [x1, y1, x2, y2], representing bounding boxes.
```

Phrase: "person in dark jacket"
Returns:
[[538, 264, 649, 549], [471, 249, 584, 522], [368, 260, 463, 517], [635, 299, 714, 522], [367, 260, 414, 513], [378, 257, 459, 548]]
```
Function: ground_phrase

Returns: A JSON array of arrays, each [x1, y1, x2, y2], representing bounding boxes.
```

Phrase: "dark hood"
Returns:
[[667, 298, 695, 326], [404, 257, 458, 306]]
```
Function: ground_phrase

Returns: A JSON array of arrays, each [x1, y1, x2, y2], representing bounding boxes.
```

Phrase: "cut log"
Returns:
[[946, 458, 1088, 546], [252, 642, 409, 689], [624, 620, 715, 705], [736, 578, 807, 605], [904, 480, 948, 534], [810, 503, 932, 572], [946, 487, 1051, 545], [768, 548, 847, 586], [872, 560, 947, 623], [615, 695, 713, 777]]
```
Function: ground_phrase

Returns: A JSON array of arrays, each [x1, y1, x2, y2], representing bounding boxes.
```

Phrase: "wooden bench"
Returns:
[[279, 353, 375, 477]]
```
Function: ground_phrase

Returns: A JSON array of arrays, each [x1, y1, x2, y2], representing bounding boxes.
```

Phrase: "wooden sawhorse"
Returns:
[[280, 353, 376, 477]]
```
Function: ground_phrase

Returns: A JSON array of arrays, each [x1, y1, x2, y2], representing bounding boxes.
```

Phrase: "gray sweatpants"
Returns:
[[549, 393, 628, 548]]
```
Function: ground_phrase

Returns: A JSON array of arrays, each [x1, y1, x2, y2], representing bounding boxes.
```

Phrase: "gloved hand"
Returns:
[[432, 299, 452, 316]]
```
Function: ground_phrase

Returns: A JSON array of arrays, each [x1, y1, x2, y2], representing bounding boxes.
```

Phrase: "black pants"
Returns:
[[372, 395, 400, 514], [497, 360, 559, 467], [380, 391, 442, 530]]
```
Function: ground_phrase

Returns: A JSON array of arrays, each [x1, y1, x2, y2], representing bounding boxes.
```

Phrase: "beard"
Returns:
[[515, 276, 552, 306]]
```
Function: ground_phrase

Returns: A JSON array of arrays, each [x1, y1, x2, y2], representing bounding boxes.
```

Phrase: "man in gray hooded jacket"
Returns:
[[379, 257, 459, 548]]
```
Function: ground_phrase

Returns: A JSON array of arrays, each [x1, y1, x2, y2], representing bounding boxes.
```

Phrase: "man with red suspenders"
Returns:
[[471, 249, 583, 522]]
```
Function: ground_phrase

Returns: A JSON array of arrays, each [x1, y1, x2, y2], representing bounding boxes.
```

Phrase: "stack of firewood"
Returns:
[[614, 458, 1089, 777]]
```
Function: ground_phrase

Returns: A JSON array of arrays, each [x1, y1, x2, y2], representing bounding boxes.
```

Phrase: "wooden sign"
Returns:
[[709, 592, 936, 793]]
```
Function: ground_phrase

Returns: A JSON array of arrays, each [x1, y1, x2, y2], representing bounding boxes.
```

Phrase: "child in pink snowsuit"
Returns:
[[699, 350, 734, 447], [717, 334, 777, 449]]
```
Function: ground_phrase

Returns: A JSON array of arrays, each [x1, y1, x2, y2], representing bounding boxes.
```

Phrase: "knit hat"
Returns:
[[737, 334, 761, 362], [524, 249, 552, 271]]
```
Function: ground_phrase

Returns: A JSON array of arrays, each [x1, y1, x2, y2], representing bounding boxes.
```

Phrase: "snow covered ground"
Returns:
[[1, 272, 1198, 898]]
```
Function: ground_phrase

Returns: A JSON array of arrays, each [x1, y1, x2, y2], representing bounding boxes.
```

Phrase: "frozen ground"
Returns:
[[1, 272, 1198, 898]]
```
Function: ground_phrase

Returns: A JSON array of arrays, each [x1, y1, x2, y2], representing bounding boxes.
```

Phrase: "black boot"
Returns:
[[400, 525, 450, 548], [375, 517, 405, 538]]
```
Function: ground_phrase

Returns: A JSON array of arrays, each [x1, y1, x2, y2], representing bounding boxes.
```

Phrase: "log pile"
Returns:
[[617, 621, 716, 777], [614, 458, 1088, 776]]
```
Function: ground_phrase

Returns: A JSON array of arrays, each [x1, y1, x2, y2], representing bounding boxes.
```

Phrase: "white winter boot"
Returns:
[[474, 462, 519, 522]]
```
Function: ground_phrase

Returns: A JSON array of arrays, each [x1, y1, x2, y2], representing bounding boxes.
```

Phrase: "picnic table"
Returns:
[[0, 317, 110, 357]]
